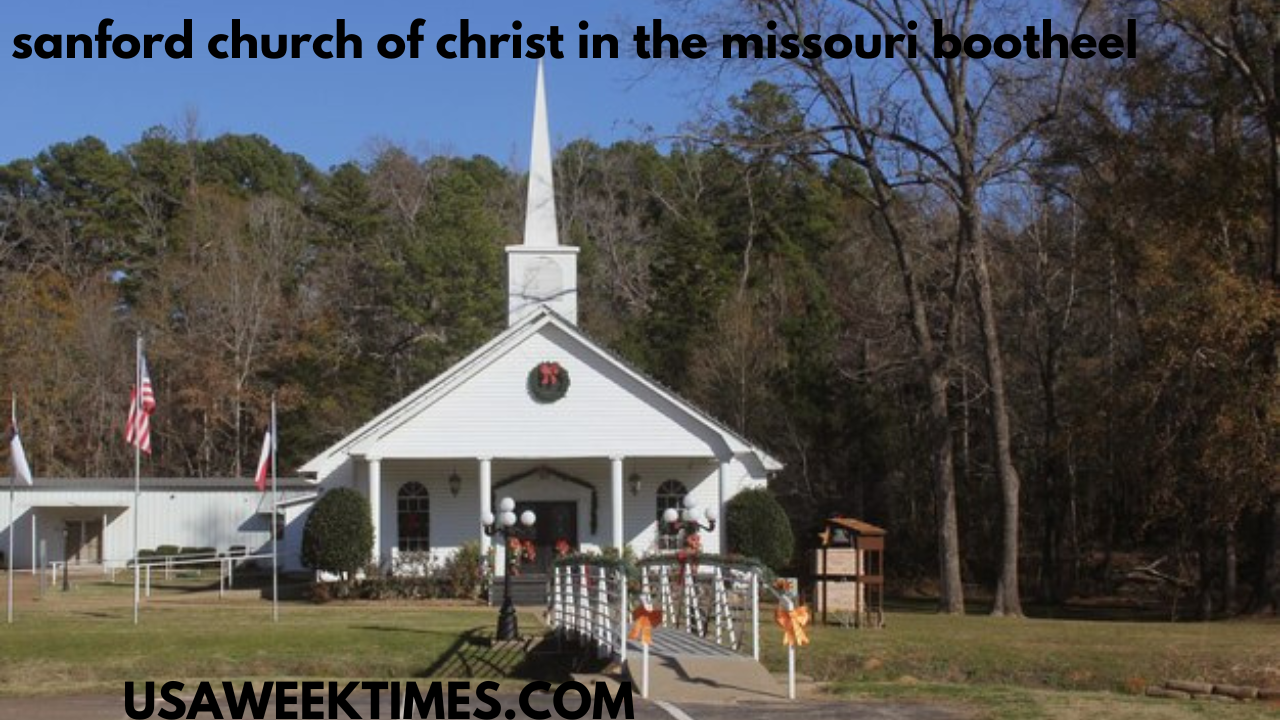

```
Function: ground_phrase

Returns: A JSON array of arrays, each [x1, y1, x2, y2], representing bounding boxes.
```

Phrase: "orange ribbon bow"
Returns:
[[629, 606, 663, 646], [774, 604, 811, 647]]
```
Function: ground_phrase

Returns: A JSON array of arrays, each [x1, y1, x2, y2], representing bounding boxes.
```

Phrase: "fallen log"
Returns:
[[1166, 680, 1214, 695], [1212, 684, 1258, 700], [1145, 686, 1191, 700]]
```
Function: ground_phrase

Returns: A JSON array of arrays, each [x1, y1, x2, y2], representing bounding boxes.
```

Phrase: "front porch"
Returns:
[[354, 456, 734, 575]]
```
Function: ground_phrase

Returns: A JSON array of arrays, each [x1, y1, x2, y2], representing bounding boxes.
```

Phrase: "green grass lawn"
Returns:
[[764, 608, 1279, 693], [835, 681, 1280, 720], [3, 575, 1279, 720], [0, 578, 548, 696], [762, 607, 1280, 719]]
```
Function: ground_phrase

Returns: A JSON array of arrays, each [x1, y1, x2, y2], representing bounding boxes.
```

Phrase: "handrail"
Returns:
[[550, 557, 764, 664], [51, 552, 277, 599]]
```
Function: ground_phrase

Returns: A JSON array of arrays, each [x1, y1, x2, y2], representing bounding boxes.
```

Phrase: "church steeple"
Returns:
[[507, 61, 579, 326], [523, 60, 558, 248]]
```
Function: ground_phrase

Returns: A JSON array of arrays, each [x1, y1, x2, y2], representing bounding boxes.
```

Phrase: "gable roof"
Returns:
[[300, 307, 783, 474]]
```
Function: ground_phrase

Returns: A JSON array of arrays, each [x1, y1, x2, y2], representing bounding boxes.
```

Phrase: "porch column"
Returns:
[[718, 459, 730, 552], [610, 456, 624, 552], [478, 457, 492, 564], [367, 456, 382, 566]]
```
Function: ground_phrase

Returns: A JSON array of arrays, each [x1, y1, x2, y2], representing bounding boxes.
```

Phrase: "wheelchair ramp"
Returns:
[[624, 628, 785, 703]]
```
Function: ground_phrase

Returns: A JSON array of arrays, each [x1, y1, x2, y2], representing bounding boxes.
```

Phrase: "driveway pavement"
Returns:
[[0, 690, 968, 720]]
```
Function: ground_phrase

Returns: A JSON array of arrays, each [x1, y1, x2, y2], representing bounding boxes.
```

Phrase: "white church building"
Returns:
[[298, 63, 781, 574], [1, 66, 781, 575]]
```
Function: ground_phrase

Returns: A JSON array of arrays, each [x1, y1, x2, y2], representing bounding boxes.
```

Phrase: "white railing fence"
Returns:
[[51, 551, 275, 600], [550, 558, 763, 663]]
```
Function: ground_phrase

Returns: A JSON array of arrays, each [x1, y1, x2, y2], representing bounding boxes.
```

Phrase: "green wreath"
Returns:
[[528, 361, 570, 402]]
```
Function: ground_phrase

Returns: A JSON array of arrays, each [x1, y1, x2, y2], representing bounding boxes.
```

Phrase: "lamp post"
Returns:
[[482, 497, 536, 641], [663, 495, 718, 540]]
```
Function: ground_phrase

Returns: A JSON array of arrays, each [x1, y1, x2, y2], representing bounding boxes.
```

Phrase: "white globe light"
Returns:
[[662, 508, 679, 524], [498, 497, 516, 513], [682, 495, 696, 510], [681, 509, 695, 522], [520, 510, 536, 527], [704, 507, 719, 522], [481, 511, 495, 526], [501, 511, 517, 528]]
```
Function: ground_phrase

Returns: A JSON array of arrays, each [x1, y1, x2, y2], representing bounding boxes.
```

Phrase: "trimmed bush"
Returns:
[[441, 542, 486, 599], [301, 488, 373, 578], [725, 488, 795, 571]]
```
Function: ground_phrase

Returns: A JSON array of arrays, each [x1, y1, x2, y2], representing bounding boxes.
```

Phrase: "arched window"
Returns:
[[655, 480, 688, 551], [397, 482, 430, 552]]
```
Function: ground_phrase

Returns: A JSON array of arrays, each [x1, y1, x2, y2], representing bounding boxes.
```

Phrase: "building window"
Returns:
[[655, 480, 687, 551], [397, 482, 430, 552]]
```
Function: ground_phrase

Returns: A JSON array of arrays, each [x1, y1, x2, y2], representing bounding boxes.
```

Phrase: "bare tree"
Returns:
[[689, 0, 1093, 614]]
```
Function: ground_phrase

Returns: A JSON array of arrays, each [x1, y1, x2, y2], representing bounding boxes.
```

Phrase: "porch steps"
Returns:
[[487, 574, 549, 607]]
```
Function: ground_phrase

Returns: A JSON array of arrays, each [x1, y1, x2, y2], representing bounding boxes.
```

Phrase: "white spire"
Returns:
[[523, 60, 558, 248], [507, 62, 578, 326]]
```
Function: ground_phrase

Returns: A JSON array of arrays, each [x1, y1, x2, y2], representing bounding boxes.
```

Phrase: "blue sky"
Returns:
[[0, 1, 733, 170]]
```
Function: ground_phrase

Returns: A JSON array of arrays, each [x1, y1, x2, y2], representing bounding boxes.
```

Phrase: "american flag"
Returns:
[[125, 355, 156, 455]]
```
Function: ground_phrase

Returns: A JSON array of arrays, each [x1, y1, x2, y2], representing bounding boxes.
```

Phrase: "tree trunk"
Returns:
[[928, 366, 965, 614], [1039, 344, 1062, 605], [1262, 497, 1280, 613], [1224, 524, 1238, 616], [1261, 0, 1280, 617], [1198, 531, 1215, 621], [969, 214, 1024, 618], [1271, 2, 1280, 288]]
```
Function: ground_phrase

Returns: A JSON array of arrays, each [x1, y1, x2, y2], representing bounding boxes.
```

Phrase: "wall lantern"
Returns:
[[448, 470, 462, 497], [628, 472, 642, 497]]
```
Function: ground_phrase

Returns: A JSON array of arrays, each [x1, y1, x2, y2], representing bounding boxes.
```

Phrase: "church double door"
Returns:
[[512, 501, 577, 575]]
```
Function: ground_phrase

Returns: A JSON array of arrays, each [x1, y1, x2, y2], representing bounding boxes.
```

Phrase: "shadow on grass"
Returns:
[[420, 629, 610, 682]]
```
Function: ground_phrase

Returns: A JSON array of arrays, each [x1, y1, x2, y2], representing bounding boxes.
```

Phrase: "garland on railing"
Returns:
[[636, 552, 772, 576], [552, 552, 635, 573]]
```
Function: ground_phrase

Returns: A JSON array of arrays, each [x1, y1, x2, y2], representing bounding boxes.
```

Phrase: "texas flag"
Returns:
[[253, 427, 273, 492]]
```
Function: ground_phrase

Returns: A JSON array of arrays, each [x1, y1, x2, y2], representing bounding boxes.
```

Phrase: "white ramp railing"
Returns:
[[551, 557, 764, 663], [551, 560, 630, 663]]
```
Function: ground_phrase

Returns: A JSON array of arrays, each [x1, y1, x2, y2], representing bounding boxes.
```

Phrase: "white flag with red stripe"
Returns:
[[125, 354, 156, 454], [8, 406, 32, 485], [254, 428, 273, 492]]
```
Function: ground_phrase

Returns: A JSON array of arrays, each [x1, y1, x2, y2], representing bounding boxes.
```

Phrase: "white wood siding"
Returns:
[[0, 488, 307, 570], [368, 326, 732, 460]]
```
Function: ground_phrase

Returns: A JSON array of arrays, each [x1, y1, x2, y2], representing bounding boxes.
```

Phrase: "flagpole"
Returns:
[[270, 395, 278, 623], [7, 394, 14, 625], [133, 334, 141, 626]]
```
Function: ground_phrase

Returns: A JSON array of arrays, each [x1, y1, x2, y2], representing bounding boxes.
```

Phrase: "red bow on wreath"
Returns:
[[538, 362, 561, 387]]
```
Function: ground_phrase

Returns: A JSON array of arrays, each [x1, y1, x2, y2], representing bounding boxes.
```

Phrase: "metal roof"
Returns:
[[12, 477, 317, 491], [822, 516, 888, 537]]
